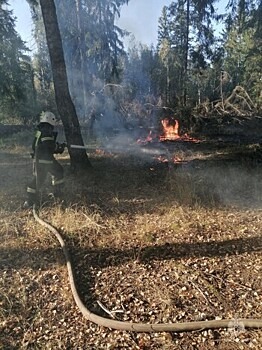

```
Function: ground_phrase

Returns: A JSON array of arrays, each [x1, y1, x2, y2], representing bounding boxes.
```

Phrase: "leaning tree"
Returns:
[[28, 0, 91, 170]]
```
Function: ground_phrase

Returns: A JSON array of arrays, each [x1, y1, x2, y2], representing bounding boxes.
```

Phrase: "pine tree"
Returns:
[[52, 0, 129, 118], [223, 0, 262, 107], [157, 0, 217, 108], [0, 0, 32, 120]]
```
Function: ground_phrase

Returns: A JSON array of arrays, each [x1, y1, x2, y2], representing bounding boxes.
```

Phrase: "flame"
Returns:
[[137, 130, 158, 144], [160, 118, 201, 143], [154, 155, 184, 164], [160, 118, 180, 141], [137, 118, 201, 146]]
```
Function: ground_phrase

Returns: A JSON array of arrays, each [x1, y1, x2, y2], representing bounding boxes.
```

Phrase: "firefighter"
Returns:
[[23, 111, 66, 208]]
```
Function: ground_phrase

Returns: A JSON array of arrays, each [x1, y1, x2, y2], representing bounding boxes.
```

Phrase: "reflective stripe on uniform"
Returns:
[[41, 136, 54, 142], [35, 130, 41, 138], [27, 187, 36, 194], [52, 178, 64, 186], [35, 130, 41, 147], [38, 159, 54, 164]]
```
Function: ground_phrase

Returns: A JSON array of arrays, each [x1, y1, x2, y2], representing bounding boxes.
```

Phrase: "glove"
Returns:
[[55, 142, 65, 154]]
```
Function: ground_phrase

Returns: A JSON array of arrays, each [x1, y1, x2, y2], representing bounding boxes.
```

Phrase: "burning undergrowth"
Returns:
[[87, 116, 204, 170], [0, 128, 262, 349]]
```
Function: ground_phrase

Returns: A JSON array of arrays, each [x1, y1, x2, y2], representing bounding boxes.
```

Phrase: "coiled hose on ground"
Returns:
[[32, 205, 262, 332]]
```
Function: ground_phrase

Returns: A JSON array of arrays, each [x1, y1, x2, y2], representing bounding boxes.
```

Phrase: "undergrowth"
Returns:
[[0, 134, 262, 349]]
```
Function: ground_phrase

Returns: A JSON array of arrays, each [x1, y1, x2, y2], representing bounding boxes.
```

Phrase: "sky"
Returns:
[[116, 0, 173, 47], [9, 0, 35, 50], [8, 0, 174, 49], [9, 0, 226, 50]]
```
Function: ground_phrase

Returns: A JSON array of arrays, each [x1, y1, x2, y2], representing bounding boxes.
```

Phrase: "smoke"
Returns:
[[54, 0, 162, 138], [52, 0, 262, 211], [175, 159, 262, 209], [116, 0, 174, 48], [210, 165, 262, 208]]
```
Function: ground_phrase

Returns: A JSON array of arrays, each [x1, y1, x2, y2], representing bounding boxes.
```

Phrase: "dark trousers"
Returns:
[[26, 158, 64, 202]]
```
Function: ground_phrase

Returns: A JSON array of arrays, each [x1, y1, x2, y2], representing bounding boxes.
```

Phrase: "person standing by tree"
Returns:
[[23, 111, 66, 208]]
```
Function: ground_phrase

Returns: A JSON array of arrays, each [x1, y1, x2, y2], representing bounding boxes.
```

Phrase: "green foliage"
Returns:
[[154, 0, 261, 114], [222, 0, 262, 107], [2, 0, 261, 126], [50, 0, 129, 117], [157, 0, 217, 108], [0, 0, 34, 122], [27, 2, 56, 113]]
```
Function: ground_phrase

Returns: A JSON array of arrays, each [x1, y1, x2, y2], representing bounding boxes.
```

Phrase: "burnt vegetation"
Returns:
[[1, 0, 262, 348], [0, 120, 262, 349]]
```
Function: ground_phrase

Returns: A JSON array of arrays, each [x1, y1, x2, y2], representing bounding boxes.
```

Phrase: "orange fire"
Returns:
[[160, 118, 180, 141], [136, 130, 157, 144], [160, 118, 201, 143], [137, 117, 201, 145]]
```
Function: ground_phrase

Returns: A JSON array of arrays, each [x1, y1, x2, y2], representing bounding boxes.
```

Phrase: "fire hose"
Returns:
[[32, 206, 262, 333]]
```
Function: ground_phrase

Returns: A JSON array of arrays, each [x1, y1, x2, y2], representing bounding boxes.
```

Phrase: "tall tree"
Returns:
[[223, 0, 262, 106], [29, 4, 55, 111], [38, 0, 91, 170], [0, 0, 32, 120], [53, 0, 129, 119], [157, 0, 216, 107]]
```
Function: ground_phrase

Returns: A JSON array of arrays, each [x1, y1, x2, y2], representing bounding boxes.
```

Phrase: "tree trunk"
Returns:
[[75, 0, 88, 116], [183, 0, 190, 106], [39, 0, 91, 170]]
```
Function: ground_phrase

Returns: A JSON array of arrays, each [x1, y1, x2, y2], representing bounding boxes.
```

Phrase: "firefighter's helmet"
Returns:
[[40, 111, 56, 126]]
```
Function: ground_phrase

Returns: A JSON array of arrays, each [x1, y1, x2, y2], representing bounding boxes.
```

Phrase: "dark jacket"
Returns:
[[32, 123, 57, 162]]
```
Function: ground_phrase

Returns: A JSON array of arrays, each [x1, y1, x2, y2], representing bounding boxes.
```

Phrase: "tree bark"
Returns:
[[39, 0, 91, 170], [75, 0, 88, 116], [183, 0, 190, 107]]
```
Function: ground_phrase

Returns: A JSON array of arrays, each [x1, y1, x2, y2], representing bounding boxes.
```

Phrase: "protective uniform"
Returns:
[[24, 112, 65, 208]]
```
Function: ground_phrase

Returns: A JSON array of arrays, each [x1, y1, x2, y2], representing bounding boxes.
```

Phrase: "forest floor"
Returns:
[[0, 128, 262, 349]]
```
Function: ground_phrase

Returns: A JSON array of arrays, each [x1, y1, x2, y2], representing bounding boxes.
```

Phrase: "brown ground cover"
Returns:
[[0, 131, 262, 349]]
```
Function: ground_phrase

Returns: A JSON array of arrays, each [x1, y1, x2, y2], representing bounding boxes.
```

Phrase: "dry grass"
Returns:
[[0, 133, 262, 349]]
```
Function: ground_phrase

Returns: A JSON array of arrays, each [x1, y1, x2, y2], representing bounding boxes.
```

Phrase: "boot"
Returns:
[[23, 200, 34, 209], [50, 184, 64, 199], [23, 192, 37, 209]]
